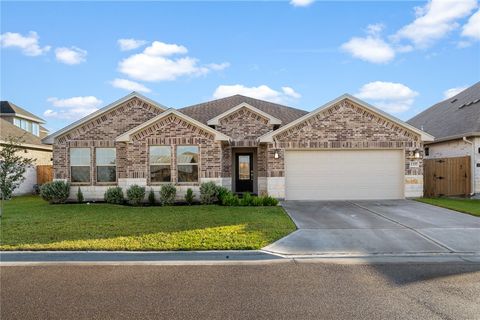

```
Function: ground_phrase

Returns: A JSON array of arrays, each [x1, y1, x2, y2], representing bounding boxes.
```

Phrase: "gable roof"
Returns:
[[0, 101, 45, 123], [259, 94, 434, 143], [407, 82, 480, 140], [0, 118, 52, 150], [42, 92, 167, 144], [116, 109, 231, 142], [179, 95, 308, 127], [207, 102, 282, 125]]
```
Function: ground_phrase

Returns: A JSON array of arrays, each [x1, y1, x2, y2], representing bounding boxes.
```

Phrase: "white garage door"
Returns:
[[285, 150, 404, 200]]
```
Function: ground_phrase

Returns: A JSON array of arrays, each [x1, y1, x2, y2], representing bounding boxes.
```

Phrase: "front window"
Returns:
[[177, 146, 199, 183], [70, 148, 91, 183], [96, 148, 116, 183], [150, 146, 171, 183], [32, 123, 40, 136]]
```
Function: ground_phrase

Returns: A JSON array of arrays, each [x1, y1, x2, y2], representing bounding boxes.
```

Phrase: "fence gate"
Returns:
[[424, 156, 471, 197], [37, 165, 53, 185]]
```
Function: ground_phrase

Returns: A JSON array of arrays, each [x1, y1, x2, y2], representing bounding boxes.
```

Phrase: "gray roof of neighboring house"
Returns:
[[0, 101, 45, 123], [407, 82, 480, 140], [179, 95, 308, 126], [0, 118, 51, 149]]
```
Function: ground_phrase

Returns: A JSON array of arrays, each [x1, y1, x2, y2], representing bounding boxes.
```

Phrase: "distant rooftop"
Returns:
[[1, 101, 45, 123]]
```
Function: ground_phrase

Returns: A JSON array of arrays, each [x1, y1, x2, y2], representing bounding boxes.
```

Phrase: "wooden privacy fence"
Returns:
[[37, 165, 53, 185], [424, 156, 471, 197]]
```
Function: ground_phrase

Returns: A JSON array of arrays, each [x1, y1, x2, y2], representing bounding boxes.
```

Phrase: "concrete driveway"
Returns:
[[264, 200, 480, 256]]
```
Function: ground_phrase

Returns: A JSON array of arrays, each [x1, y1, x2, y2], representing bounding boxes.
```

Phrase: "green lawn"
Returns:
[[416, 198, 480, 217], [0, 196, 296, 251]]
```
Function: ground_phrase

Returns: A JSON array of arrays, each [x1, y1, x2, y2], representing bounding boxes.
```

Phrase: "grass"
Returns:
[[0, 196, 296, 251], [415, 198, 480, 217]]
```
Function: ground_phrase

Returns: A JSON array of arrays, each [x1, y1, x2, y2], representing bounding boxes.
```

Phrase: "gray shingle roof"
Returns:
[[0, 101, 45, 123], [0, 118, 50, 149], [178, 95, 308, 126], [407, 82, 480, 139]]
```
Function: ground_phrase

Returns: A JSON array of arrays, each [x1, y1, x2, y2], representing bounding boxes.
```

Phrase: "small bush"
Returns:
[[159, 184, 176, 206], [261, 196, 279, 206], [216, 186, 231, 203], [40, 181, 70, 204], [77, 187, 84, 203], [221, 192, 240, 206], [126, 185, 146, 206], [252, 196, 264, 206], [185, 188, 195, 205], [200, 182, 218, 204], [33, 184, 41, 195], [148, 188, 156, 205], [104, 187, 124, 204], [240, 192, 254, 206]]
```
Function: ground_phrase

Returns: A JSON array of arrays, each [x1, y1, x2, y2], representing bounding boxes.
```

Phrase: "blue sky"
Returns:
[[1, 0, 479, 131]]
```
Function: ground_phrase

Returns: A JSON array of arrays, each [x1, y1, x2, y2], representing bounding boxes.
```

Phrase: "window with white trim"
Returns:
[[177, 146, 199, 183], [70, 148, 91, 183], [96, 148, 116, 183], [149, 146, 171, 183]]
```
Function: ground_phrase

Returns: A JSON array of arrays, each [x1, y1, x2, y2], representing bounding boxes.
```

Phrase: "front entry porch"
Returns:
[[231, 147, 259, 194]]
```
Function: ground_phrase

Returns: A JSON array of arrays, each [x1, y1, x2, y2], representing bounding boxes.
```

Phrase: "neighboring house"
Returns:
[[43, 92, 433, 201], [408, 82, 480, 195], [0, 101, 52, 195]]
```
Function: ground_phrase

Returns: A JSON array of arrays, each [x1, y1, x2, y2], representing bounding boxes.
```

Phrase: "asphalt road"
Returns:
[[1, 261, 479, 320]]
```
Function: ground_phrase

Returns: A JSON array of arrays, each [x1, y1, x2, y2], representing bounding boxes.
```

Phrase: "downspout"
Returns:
[[462, 137, 475, 196]]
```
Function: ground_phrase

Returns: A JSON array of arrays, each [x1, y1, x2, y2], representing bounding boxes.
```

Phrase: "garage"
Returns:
[[285, 149, 404, 200]]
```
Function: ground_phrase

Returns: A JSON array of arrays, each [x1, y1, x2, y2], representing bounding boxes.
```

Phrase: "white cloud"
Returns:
[[44, 96, 102, 120], [213, 84, 301, 103], [355, 81, 419, 113], [462, 10, 480, 39], [290, 0, 314, 7], [118, 41, 229, 82], [393, 0, 477, 48], [443, 86, 467, 99], [55, 47, 87, 65], [341, 36, 395, 64], [117, 38, 147, 51], [111, 78, 151, 93], [0, 31, 50, 56]]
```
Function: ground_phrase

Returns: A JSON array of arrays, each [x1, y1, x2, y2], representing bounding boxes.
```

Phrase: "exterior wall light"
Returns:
[[414, 149, 421, 159], [274, 150, 279, 159]]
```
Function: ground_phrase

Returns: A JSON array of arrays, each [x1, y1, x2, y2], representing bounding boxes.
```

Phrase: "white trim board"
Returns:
[[116, 109, 231, 142], [258, 94, 435, 143], [42, 92, 168, 144], [207, 102, 282, 126]]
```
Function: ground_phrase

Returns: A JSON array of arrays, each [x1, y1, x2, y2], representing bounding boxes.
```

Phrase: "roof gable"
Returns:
[[207, 102, 281, 125], [116, 109, 230, 142], [407, 82, 480, 140], [259, 94, 434, 142], [179, 94, 308, 126], [42, 92, 167, 144]]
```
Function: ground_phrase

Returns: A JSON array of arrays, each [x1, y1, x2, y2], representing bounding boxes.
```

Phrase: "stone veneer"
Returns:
[[264, 99, 424, 198]]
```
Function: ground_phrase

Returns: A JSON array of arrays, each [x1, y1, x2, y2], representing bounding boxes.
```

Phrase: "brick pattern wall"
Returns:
[[216, 107, 274, 145], [128, 115, 222, 184], [267, 99, 423, 177], [53, 97, 163, 181]]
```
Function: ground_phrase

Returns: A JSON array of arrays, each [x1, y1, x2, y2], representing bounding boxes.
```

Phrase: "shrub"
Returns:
[[221, 192, 240, 206], [252, 196, 264, 206], [126, 185, 146, 206], [40, 181, 70, 204], [77, 187, 84, 203], [240, 192, 254, 206], [200, 182, 218, 204], [261, 196, 279, 206], [159, 184, 176, 206], [216, 186, 230, 203], [104, 187, 124, 204], [148, 188, 156, 205], [185, 188, 195, 205]]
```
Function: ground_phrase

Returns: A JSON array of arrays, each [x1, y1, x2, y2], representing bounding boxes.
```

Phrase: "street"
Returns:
[[1, 261, 479, 320]]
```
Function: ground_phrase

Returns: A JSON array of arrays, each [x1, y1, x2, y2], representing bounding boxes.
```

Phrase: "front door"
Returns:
[[235, 153, 254, 193]]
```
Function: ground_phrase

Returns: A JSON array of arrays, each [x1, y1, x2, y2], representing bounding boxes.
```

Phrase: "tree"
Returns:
[[0, 135, 36, 200]]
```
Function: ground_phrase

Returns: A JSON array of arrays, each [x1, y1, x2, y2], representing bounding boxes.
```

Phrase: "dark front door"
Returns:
[[235, 153, 254, 193]]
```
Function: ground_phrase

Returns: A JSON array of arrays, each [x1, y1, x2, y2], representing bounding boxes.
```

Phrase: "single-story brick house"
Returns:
[[408, 82, 479, 195], [42, 92, 433, 201]]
